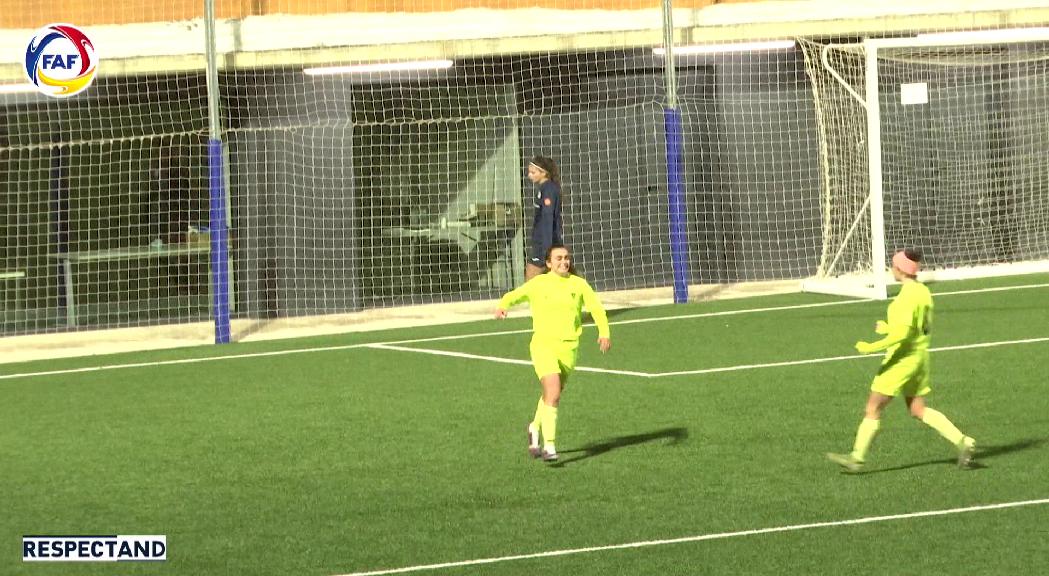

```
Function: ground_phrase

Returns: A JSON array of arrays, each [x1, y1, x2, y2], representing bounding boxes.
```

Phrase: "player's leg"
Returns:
[[828, 388, 893, 472], [537, 343, 577, 461], [538, 372, 563, 460], [903, 357, 976, 467], [527, 396, 544, 458], [528, 340, 561, 458], [906, 399, 975, 468], [854, 391, 892, 460], [907, 394, 964, 444]]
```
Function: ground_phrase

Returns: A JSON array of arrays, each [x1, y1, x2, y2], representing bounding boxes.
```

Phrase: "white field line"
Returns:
[[332, 498, 1049, 576], [5, 333, 1048, 383], [367, 344, 653, 378], [0, 343, 372, 381], [651, 336, 1049, 378], [595, 281, 1049, 329], [371, 336, 1049, 378], [352, 282, 1049, 347], [1, 282, 1046, 382], [935, 282, 1049, 297]]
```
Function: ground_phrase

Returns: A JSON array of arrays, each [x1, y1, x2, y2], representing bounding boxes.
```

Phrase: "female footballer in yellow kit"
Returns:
[[495, 244, 611, 461], [827, 249, 976, 472]]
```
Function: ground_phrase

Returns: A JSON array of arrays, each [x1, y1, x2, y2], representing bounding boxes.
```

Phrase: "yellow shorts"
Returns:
[[530, 338, 578, 382], [871, 352, 931, 397]]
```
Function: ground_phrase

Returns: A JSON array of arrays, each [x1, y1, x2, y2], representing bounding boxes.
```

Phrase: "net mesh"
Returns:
[[800, 35, 1049, 293], [3, 2, 1048, 339]]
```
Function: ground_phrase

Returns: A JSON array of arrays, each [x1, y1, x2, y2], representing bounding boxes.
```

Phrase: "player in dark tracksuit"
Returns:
[[525, 156, 563, 281]]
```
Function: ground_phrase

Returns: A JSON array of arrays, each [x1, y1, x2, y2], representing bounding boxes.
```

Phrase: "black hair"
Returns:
[[530, 156, 561, 184], [904, 248, 923, 263]]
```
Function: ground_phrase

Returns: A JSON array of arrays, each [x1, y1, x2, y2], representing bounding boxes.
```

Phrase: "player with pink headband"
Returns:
[[827, 248, 977, 472], [892, 250, 920, 276]]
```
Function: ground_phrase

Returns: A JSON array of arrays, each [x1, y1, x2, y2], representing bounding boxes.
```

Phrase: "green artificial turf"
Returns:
[[2, 274, 1047, 575]]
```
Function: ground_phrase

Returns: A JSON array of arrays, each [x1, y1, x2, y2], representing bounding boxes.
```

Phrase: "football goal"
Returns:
[[800, 29, 1049, 299]]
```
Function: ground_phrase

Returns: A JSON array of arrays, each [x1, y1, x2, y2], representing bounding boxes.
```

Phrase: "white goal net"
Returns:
[[4, 1, 1049, 345], [800, 31, 1049, 299]]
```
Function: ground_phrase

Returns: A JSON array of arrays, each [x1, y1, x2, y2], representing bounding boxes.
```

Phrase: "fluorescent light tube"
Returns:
[[304, 59, 454, 75], [654, 40, 795, 56]]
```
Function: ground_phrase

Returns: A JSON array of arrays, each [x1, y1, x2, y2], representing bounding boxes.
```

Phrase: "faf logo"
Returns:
[[24, 23, 97, 98]]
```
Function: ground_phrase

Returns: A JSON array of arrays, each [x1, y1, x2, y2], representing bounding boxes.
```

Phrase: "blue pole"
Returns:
[[208, 139, 231, 343], [50, 141, 67, 310], [664, 108, 689, 303]]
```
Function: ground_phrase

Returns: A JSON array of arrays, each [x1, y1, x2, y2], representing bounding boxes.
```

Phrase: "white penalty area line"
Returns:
[[604, 281, 1049, 329], [367, 343, 652, 378], [9, 334, 1046, 383], [371, 335, 1049, 379], [333, 498, 1049, 576], [652, 335, 1049, 378], [307, 281, 1049, 349], [0, 343, 375, 381]]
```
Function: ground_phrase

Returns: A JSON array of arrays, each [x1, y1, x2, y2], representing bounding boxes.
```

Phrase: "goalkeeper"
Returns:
[[495, 244, 611, 462], [827, 249, 976, 472]]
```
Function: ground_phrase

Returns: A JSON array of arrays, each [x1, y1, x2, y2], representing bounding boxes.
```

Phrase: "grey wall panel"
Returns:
[[680, 52, 822, 283], [520, 103, 673, 292], [230, 127, 359, 318]]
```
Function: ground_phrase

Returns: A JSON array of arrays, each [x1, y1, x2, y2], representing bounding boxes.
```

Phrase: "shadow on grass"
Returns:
[[548, 427, 689, 468], [858, 437, 1045, 475]]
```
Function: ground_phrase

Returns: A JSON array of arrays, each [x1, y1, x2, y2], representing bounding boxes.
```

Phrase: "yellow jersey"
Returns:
[[885, 280, 933, 357], [498, 273, 610, 343]]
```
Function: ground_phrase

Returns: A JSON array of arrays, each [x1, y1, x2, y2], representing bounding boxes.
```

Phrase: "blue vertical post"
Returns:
[[664, 109, 689, 303], [205, 0, 230, 343], [208, 140, 231, 343], [661, 0, 689, 304], [50, 139, 68, 309]]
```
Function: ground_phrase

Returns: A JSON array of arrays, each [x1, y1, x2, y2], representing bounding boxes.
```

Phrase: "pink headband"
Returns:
[[892, 251, 919, 276]]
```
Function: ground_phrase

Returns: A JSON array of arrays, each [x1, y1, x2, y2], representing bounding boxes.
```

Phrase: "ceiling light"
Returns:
[[654, 40, 795, 56], [304, 60, 454, 75]]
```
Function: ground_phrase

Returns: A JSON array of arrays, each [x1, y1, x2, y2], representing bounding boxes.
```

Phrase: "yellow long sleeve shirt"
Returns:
[[861, 281, 934, 358], [498, 273, 610, 343]]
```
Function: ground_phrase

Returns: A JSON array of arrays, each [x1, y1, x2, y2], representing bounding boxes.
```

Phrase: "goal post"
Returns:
[[800, 29, 1049, 299]]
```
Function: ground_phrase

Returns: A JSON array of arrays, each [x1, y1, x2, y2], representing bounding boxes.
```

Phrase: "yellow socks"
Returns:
[[921, 408, 965, 446], [540, 403, 558, 449], [851, 417, 881, 462], [531, 396, 544, 431]]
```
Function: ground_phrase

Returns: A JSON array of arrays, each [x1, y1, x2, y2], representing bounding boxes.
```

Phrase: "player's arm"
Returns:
[[855, 309, 913, 354], [855, 324, 910, 354], [533, 190, 556, 255], [494, 281, 532, 319], [581, 281, 611, 352]]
